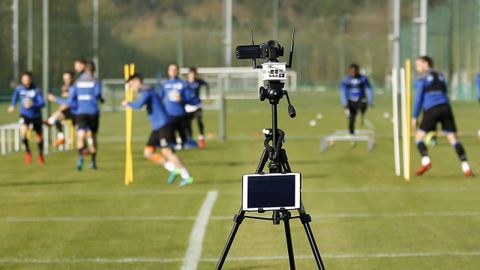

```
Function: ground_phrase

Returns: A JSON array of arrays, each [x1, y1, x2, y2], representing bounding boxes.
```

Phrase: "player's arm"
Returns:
[[125, 91, 150, 109], [60, 86, 77, 111], [95, 81, 105, 104], [364, 77, 374, 107], [340, 79, 348, 108], [8, 88, 19, 113], [412, 80, 425, 129], [202, 80, 211, 102], [32, 90, 45, 109]]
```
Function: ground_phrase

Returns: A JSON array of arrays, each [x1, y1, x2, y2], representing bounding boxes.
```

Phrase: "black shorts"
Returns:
[[76, 114, 99, 133], [420, 104, 457, 133], [61, 108, 75, 123], [19, 115, 42, 134], [187, 108, 203, 120], [147, 123, 176, 148], [347, 100, 368, 115]]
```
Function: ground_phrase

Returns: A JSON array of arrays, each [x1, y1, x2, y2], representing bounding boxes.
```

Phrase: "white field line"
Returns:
[[2, 251, 480, 265], [180, 190, 218, 270], [2, 187, 480, 197], [3, 211, 480, 223]]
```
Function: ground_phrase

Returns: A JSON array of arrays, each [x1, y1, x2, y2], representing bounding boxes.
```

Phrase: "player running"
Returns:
[[122, 73, 194, 186], [185, 67, 210, 148], [62, 58, 103, 170], [161, 64, 192, 148], [46, 71, 76, 147], [340, 64, 374, 135], [7, 71, 46, 164], [413, 56, 472, 177]]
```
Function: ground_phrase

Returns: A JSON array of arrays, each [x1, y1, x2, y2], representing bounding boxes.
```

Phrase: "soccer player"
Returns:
[[62, 58, 102, 170], [7, 71, 45, 164], [46, 71, 76, 147], [122, 73, 194, 186], [185, 67, 210, 148], [340, 64, 374, 134], [413, 56, 472, 177], [161, 64, 192, 148]]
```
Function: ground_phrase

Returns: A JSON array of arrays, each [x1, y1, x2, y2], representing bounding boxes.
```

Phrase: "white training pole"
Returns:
[[64, 122, 70, 151], [7, 128, 12, 153], [400, 68, 408, 179], [14, 125, 19, 152], [1, 128, 6, 155], [43, 126, 49, 155], [392, 69, 401, 176]]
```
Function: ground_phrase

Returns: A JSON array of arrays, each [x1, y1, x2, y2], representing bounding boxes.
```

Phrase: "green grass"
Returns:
[[1, 92, 480, 270]]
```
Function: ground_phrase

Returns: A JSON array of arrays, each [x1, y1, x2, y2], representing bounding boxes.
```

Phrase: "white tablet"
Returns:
[[242, 173, 301, 212]]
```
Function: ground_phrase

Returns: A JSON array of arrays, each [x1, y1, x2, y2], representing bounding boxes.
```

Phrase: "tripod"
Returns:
[[215, 85, 326, 270]]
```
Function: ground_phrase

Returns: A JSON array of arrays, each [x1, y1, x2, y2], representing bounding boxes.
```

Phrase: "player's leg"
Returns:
[[161, 123, 193, 186], [442, 106, 472, 176], [19, 117, 31, 164], [178, 115, 189, 145], [415, 109, 436, 176], [360, 101, 368, 126], [196, 109, 206, 148], [75, 115, 88, 171], [88, 114, 100, 169], [347, 101, 358, 135], [185, 112, 194, 140], [53, 110, 68, 147], [33, 118, 45, 164]]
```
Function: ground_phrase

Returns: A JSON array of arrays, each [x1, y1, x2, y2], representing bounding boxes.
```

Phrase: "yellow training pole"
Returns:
[[405, 59, 412, 181], [124, 63, 135, 186]]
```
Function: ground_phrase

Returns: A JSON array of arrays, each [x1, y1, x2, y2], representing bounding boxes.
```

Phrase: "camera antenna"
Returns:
[[250, 29, 259, 69], [287, 27, 295, 69]]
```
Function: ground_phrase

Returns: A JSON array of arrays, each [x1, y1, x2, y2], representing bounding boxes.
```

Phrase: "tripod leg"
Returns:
[[215, 209, 246, 270], [279, 149, 292, 173], [283, 213, 296, 270], [298, 207, 326, 270], [255, 149, 269, 174]]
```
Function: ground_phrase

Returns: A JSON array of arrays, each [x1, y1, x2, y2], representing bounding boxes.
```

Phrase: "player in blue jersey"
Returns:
[[340, 64, 374, 134], [46, 71, 76, 147], [185, 67, 210, 148], [413, 56, 472, 177], [160, 64, 193, 148], [61, 58, 103, 170], [7, 71, 46, 164], [122, 73, 194, 186]]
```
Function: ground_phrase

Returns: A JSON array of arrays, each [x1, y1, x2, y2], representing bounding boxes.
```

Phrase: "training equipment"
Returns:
[[124, 63, 135, 186], [216, 30, 326, 270], [392, 59, 412, 180], [242, 173, 301, 211], [320, 129, 375, 152]]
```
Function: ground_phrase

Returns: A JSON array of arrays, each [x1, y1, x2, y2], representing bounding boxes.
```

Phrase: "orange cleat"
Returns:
[[54, 138, 65, 147], [415, 163, 432, 176], [24, 152, 32, 164], [198, 138, 206, 149], [37, 155, 45, 165], [464, 169, 473, 177]]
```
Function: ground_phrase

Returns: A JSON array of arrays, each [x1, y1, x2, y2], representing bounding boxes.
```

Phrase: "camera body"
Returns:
[[236, 40, 284, 61]]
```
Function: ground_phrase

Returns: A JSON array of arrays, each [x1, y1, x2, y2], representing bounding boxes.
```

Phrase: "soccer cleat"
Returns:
[[76, 156, 84, 171], [198, 138, 206, 149], [179, 177, 194, 187], [54, 138, 66, 147], [461, 162, 473, 177], [415, 162, 432, 176], [37, 155, 45, 165], [166, 169, 180, 185], [24, 152, 32, 164], [89, 161, 97, 170]]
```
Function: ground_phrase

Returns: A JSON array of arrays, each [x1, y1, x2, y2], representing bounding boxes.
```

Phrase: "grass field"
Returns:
[[1, 92, 480, 270]]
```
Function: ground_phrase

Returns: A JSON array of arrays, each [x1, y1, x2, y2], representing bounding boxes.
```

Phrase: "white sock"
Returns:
[[421, 156, 431, 166], [163, 161, 176, 172], [461, 161, 471, 172], [179, 167, 190, 179], [198, 135, 205, 140], [58, 132, 65, 139], [48, 117, 56, 125]]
